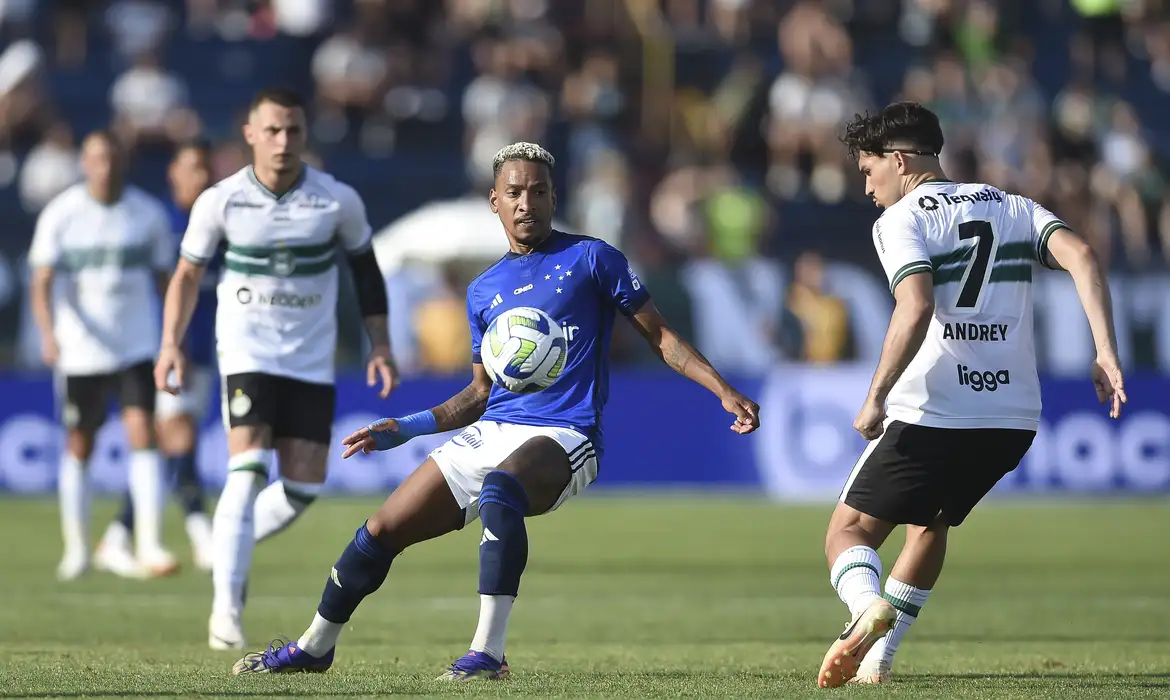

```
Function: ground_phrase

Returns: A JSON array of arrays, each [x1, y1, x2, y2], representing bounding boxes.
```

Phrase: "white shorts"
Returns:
[[155, 367, 213, 420], [429, 420, 599, 526]]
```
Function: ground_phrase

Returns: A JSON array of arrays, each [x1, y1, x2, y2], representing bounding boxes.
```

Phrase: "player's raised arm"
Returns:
[[337, 183, 399, 399], [342, 285, 494, 458], [156, 188, 221, 394], [627, 301, 760, 434], [1040, 222, 1126, 418]]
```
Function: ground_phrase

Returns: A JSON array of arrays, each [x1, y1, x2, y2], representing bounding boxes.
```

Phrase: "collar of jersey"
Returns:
[[919, 178, 953, 186], [504, 229, 560, 260], [247, 165, 306, 202]]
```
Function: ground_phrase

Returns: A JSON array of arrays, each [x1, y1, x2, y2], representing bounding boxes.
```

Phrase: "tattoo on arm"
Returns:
[[363, 315, 389, 348], [431, 382, 490, 432]]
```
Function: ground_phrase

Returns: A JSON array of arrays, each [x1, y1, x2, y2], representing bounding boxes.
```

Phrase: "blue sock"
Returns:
[[317, 522, 398, 623], [477, 471, 530, 597], [116, 491, 134, 531], [169, 452, 205, 515]]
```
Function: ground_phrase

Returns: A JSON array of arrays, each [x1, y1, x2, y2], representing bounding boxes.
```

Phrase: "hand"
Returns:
[[341, 418, 405, 459], [721, 390, 760, 435], [367, 345, 400, 400], [853, 396, 886, 441], [154, 345, 187, 395], [1091, 354, 1127, 419], [40, 335, 59, 368]]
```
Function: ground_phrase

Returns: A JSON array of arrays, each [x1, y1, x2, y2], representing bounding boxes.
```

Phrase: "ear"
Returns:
[[242, 122, 254, 146], [893, 151, 909, 174], [488, 188, 499, 214]]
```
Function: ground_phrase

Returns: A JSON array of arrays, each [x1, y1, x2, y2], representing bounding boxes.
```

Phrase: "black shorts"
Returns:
[[841, 420, 1036, 527], [61, 361, 156, 433], [222, 373, 336, 445]]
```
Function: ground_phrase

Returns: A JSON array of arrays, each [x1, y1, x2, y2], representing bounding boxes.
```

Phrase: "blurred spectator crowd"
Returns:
[[2, 0, 1170, 377]]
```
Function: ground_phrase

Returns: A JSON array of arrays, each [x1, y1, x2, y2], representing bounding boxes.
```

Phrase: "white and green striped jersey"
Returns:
[[872, 180, 1066, 431], [29, 184, 173, 375], [180, 165, 372, 384]]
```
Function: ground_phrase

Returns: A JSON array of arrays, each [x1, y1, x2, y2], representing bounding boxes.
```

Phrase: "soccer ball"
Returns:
[[481, 306, 567, 393]]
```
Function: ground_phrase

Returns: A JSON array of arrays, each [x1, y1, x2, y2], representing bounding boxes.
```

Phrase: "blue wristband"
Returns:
[[369, 411, 438, 451]]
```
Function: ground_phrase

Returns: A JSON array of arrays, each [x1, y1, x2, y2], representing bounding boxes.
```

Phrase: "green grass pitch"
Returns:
[[0, 495, 1167, 698]]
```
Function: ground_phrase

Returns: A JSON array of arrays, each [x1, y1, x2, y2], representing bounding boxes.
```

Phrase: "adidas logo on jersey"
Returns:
[[957, 364, 1011, 392], [489, 293, 503, 309]]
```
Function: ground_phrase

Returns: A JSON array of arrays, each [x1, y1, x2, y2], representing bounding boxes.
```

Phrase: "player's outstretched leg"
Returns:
[[123, 405, 178, 577], [231, 457, 463, 674], [817, 503, 897, 688], [252, 439, 327, 544], [853, 515, 946, 685], [164, 410, 214, 572], [439, 437, 572, 681]]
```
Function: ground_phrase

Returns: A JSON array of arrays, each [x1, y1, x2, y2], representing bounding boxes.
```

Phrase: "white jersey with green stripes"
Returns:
[[180, 165, 372, 385], [871, 179, 1066, 431], [29, 184, 174, 375]]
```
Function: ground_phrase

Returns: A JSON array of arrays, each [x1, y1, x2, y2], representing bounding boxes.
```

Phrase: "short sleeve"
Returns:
[[1028, 199, 1069, 270], [872, 212, 932, 294], [149, 201, 176, 270], [467, 284, 486, 363], [335, 184, 373, 254], [28, 198, 63, 268], [180, 187, 225, 264], [590, 241, 651, 315]]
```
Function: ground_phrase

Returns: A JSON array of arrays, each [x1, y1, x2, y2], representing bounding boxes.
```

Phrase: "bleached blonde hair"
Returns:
[[492, 141, 556, 179]]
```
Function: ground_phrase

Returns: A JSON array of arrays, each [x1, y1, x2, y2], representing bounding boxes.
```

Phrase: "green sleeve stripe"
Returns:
[[1037, 220, 1067, 269], [889, 261, 933, 292]]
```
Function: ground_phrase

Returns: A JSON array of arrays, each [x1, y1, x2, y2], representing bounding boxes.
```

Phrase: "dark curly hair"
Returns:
[[840, 102, 945, 162]]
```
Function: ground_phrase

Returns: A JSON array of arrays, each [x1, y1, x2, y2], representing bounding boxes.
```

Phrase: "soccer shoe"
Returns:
[[817, 598, 896, 688], [56, 551, 90, 581], [209, 612, 247, 651], [849, 668, 893, 685], [436, 651, 510, 680], [138, 548, 181, 579], [232, 639, 334, 675], [94, 541, 146, 579]]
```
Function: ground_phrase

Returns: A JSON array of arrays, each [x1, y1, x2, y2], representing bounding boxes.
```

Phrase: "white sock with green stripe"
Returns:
[[211, 450, 270, 617], [254, 479, 323, 543], [830, 546, 883, 618], [863, 576, 931, 670]]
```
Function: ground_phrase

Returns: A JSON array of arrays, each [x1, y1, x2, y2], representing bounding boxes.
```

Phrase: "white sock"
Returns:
[[297, 612, 344, 656], [211, 451, 269, 617], [58, 453, 90, 558], [129, 449, 166, 557], [254, 479, 323, 543], [865, 576, 932, 670], [100, 519, 131, 551], [186, 512, 212, 551], [830, 545, 883, 618], [469, 594, 514, 662]]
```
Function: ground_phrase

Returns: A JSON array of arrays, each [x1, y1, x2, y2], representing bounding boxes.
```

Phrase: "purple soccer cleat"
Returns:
[[232, 639, 334, 675], [436, 650, 510, 680]]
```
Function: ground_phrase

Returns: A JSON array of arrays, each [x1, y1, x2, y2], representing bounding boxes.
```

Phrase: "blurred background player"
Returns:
[[95, 141, 217, 578], [153, 88, 399, 650], [28, 131, 176, 581], [819, 102, 1127, 688], [229, 142, 760, 679]]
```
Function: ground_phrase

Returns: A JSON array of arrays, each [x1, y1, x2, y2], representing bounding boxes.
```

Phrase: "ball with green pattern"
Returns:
[[481, 306, 567, 393]]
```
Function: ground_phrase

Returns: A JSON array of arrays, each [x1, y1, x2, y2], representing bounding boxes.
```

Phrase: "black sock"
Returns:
[[477, 471, 530, 597], [317, 522, 398, 623]]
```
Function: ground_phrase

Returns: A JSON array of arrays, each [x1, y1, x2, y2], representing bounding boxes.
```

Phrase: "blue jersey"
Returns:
[[169, 202, 219, 366], [467, 231, 651, 456]]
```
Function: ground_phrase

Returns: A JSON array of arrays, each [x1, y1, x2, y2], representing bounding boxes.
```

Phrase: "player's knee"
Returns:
[[276, 439, 329, 484], [122, 408, 156, 450], [157, 414, 195, 455], [480, 470, 531, 516], [67, 430, 95, 462]]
